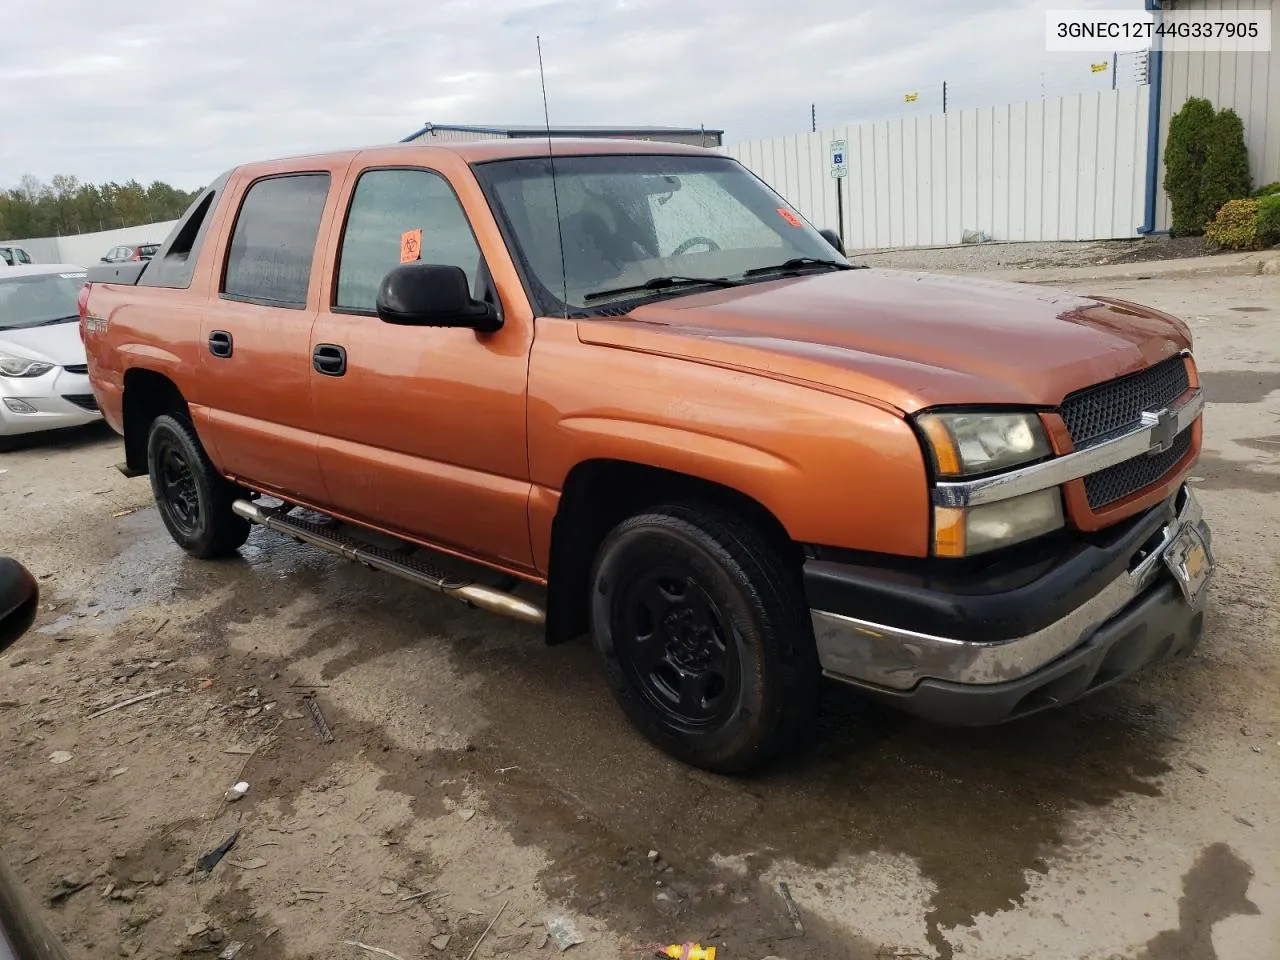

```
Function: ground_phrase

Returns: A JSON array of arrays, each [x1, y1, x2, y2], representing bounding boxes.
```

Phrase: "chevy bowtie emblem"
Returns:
[[1141, 407, 1177, 455]]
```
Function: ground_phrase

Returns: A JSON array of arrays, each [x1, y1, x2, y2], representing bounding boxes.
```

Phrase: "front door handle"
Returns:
[[208, 330, 233, 358], [313, 344, 347, 377]]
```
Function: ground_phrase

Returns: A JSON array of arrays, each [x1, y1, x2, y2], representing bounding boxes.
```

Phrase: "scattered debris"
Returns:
[[647, 850, 660, 863], [659, 945, 717, 959], [778, 881, 804, 936], [228, 858, 267, 871], [108, 766, 129, 778], [398, 889, 434, 903], [496, 765, 520, 774], [464, 899, 508, 960], [49, 751, 73, 765], [341, 940, 407, 960], [1234, 815, 1255, 828], [458, 808, 477, 823], [546, 916, 586, 952], [531, 930, 549, 950], [48, 874, 91, 905], [86, 687, 172, 720], [187, 921, 210, 938], [224, 781, 250, 803], [196, 831, 240, 872], [111, 508, 139, 518], [101, 882, 115, 899], [199, 679, 215, 690], [380, 882, 399, 897], [303, 694, 335, 744], [223, 745, 254, 756], [218, 942, 244, 960], [429, 934, 452, 952], [1189, 761, 1209, 775]]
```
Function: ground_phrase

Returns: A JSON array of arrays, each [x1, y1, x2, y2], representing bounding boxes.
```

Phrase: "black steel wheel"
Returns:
[[146, 414, 249, 559], [590, 504, 818, 773]]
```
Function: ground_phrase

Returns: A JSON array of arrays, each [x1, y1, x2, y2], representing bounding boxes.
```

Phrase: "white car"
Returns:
[[0, 246, 35, 267], [0, 264, 102, 448]]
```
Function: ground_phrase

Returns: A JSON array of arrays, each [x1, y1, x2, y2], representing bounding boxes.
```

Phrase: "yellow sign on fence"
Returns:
[[1091, 62, 1108, 73], [904, 91, 919, 102]]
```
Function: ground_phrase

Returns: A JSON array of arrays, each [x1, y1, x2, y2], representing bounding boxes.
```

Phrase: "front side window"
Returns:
[[335, 168, 483, 312], [222, 173, 330, 308], [15, 249, 32, 264], [474, 154, 836, 313]]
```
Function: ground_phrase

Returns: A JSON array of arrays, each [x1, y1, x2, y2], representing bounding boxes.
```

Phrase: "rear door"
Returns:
[[307, 161, 536, 571], [195, 165, 347, 502]]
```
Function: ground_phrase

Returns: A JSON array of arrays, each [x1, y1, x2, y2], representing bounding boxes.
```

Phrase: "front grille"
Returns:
[[63, 363, 89, 375], [1084, 428, 1192, 508], [1060, 355, 1190, 449], [62, 394, 99, 412]]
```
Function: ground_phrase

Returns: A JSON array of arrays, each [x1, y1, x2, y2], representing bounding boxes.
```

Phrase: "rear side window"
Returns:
[[335, 168, 482, 312], [222, 173, 330, 308], [140, 171, 231, 289]]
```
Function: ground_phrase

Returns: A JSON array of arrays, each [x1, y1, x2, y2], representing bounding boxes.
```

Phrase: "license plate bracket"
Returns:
[[1163, 523, 1213, 604]]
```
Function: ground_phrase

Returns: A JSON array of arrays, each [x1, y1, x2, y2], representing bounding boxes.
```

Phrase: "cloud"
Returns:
[[0, 0, 1140, 188]]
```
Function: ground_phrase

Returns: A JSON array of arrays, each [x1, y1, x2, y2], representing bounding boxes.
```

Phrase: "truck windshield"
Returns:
[[474, 154, 840, 313], [0, 273, 86, 329]]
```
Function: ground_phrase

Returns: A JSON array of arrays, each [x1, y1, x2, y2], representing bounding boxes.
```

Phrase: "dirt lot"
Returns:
[[2, 269, 1278, 960]]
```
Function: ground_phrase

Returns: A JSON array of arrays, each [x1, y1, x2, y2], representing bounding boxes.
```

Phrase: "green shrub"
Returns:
[[1205, 198, 1261, 249], [1199, 108, 1252, 226], [1258, 194, 1280, 244], [1164, 97, 1216, 235], [1253, 182, 1280, 198]]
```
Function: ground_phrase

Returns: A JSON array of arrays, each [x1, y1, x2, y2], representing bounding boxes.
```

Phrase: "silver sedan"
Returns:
[[0, 264, 102, 448]]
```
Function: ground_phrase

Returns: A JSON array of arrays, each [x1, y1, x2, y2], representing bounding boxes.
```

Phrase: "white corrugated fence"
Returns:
[[726, 86, 1151, 249]]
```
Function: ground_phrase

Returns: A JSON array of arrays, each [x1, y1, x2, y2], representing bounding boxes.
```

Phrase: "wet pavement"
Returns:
[[1, 271, 1277, 960]]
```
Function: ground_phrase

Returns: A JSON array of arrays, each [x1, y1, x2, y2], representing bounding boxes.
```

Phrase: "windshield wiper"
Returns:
[[742, 257, 865, 277], [32, 315, 80, 326], [583, 275, 742, 303]]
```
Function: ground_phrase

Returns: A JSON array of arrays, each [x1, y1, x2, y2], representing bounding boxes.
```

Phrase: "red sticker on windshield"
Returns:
[[776, 207, 803, 227]]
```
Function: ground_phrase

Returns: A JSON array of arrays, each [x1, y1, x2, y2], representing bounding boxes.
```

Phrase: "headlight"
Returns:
[[0, 354, 55, 378], [934, 489, 1065, 557], [917, 411, 1051, 477]]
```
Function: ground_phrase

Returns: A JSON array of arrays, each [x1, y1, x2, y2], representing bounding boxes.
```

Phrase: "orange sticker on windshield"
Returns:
[[400, 228, 422, 263], [776, 207, 803, 227]]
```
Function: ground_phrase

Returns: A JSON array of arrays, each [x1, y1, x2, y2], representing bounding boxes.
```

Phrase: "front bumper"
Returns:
[[0, 368, 102, 438], [808, 485, 1212, 724]]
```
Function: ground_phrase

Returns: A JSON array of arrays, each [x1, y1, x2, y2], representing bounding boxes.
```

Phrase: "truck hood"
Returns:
[[577, 270, 1192, 413], [0, 321, 86, 368]]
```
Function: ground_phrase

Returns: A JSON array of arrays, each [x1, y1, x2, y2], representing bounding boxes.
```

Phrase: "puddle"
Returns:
[[1198, 370, 1280, 404]]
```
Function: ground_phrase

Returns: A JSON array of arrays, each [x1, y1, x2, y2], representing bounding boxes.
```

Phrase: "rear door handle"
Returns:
[[208, 330, 233, 358], [313, 344, 347, 377]]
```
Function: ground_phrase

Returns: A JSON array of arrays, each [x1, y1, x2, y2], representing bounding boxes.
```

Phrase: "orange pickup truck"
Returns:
[[81, 139, 1213, 772]]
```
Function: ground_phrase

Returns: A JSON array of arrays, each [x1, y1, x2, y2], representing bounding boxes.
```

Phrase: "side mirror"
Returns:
[[0, 558, 38, 655], [100, 257, 111, 263], [376, 263, 501, 333], [819, 228, 846, 257]]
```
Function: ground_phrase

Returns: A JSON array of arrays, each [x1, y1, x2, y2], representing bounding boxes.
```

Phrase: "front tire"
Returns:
[[590, 505, 818, 773], [146, 414, 249, 559]]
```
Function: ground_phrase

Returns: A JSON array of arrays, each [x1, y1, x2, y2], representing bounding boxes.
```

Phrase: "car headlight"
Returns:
[[917, 411, 1051, 477], [0, 353, 55, 378], [933, 489, 1065, 557]]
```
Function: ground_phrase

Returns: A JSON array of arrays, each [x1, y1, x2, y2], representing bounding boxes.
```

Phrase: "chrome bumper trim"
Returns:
[[932, 389, 1203, 508], [812, 487, 1209, 691]]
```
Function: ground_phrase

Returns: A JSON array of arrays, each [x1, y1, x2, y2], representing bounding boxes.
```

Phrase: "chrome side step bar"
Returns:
[[231, 500, 545, 626]]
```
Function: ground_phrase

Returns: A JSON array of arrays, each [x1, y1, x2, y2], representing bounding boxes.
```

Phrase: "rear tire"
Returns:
[[146, 414, 249, 559], [589, 504, 818, 774]]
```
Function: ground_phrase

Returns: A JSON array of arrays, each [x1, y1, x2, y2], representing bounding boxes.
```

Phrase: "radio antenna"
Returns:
[[537, 35, 569, 317]]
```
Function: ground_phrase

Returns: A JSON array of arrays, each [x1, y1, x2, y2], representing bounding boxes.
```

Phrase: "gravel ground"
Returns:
[[849, 236, 1212, 273], [1, 269, 1277, 960]]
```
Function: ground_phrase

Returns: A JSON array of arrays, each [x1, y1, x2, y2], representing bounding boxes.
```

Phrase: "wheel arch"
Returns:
[[121, 368, 190, 474], [544, 458, 799, 645]]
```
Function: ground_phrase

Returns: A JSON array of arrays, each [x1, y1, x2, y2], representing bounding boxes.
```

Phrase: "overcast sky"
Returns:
[[2, 0, 1142, 190]]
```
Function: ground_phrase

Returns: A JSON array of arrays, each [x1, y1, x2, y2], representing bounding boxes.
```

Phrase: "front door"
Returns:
[[195, 169, 338, 503], [308, 165, 534, 571]]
